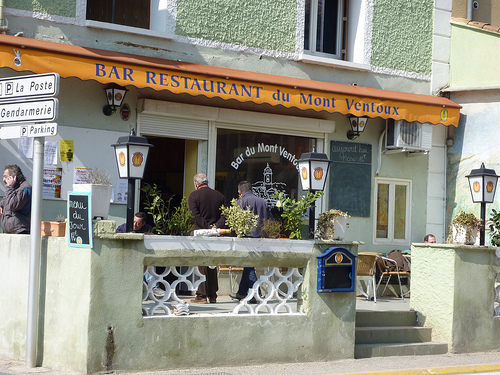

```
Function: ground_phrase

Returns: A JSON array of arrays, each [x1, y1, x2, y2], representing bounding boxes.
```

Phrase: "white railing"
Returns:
[[142, 266, 304, 317]]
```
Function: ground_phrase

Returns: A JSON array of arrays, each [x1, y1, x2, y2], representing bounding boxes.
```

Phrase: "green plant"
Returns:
[[170, 197, 195, 236], [55, 214, 65, 223], [275, 190, 323, 239], [451, 209, 481, 244], [315, 208, 349, 240], [141, 183, 173, 234], [489, 209, 500, 246], [261, 218, 284, 239], [81, 167, 111, 185], [220, 198, 258, 238]]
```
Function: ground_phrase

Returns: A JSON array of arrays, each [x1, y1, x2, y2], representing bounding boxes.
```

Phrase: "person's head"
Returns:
[[3, 165, 25, 186], [193, 173, 208, 189], [133, 212, 147, 231], [238, 181, 252, 195], [424, 234, 436, 243]]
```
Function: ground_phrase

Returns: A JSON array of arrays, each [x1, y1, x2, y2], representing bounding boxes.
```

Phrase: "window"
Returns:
[[304, 0, 345, 59], [215, 129, 314, 209], [86, 0, 150, 29], [374, 178, 411, 244]]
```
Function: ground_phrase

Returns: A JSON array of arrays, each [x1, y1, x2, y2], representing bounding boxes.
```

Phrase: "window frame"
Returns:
[[304, 0, 345, 60], [373, 177, 412, 245]]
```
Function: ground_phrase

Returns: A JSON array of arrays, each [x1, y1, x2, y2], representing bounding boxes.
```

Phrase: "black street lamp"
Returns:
[[111, 129, 153, 232], [466, 163, 499, 245], [297, 147, 331, 238]]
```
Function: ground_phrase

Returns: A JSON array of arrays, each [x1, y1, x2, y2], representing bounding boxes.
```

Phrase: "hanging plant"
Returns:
[[489, 209, 500, 247]]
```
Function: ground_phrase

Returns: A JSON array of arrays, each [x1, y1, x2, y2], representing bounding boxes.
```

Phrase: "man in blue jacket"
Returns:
[[230, 180, 272, 303], [0, 165, 32, 234]]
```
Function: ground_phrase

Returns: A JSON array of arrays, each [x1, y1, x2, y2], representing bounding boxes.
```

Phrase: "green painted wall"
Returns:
[[450, 22, 500, 89], [371, 0, 433, 75], [6, 0, 76, 18], [176, 0, 297, 52]]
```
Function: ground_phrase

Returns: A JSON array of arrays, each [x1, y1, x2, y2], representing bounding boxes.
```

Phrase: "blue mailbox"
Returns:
[[317, 247, 356, 293]]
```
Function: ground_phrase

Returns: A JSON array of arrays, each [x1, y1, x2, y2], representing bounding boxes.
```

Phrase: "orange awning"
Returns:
[[1, 35, 460, 126]]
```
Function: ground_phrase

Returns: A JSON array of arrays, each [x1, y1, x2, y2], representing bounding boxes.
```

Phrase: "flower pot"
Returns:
[[41, 221, 66, 237], [73, 184, 113, 219], [452, 223, 478, 245], [317, 216, 347, 240]]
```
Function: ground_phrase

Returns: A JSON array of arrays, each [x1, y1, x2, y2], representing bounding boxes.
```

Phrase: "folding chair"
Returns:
[[375, 255, 410, 300], [356, 252, 379, 303]]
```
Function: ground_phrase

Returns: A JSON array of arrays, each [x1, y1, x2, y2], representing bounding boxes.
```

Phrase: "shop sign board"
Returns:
[[0, 98, 58, 124], [0, 123, 58, 139], [0, 73, 59, 100]]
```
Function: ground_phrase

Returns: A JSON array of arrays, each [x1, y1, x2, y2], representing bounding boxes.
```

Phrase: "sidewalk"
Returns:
[[2, 352, 500, 375]]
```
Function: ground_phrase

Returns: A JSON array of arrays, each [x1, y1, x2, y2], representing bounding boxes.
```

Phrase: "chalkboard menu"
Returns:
[[329, 141, 372, 217], [67, 191, 93, 248]]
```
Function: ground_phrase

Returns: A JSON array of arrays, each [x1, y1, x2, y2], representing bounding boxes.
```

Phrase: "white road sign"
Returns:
[[0, 98, 58, 124], [0, 123, 58, 139], [0, 73, 59, 100]]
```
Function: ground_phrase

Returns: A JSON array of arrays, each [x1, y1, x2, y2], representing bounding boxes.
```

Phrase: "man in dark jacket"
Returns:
[[0, 165, 32, 234], [188, 173, 226, 303], [230, 180, 272, 303]]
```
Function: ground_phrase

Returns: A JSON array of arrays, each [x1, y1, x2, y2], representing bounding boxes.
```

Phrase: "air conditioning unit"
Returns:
[[385, 119, 433, 152]]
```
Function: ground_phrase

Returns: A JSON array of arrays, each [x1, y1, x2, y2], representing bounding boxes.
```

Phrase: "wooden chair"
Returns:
[[356, 252, 379, 303], [375, 255, 411, 300]]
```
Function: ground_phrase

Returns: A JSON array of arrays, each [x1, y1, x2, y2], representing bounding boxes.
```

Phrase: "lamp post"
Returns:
[[297, 147, 331, 238], [111, 129, 153, 232], [466, 163, 499, 245]]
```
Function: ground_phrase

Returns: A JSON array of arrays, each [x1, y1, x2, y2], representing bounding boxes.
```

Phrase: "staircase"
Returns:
[[355, 310, 449, 358]]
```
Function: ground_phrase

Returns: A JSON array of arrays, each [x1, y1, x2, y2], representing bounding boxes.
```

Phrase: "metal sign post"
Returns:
[[0, 73, 59, 369]]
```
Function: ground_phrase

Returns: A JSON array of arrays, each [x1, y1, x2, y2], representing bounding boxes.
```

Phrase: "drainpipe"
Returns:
[[467, 0, 473, 20]]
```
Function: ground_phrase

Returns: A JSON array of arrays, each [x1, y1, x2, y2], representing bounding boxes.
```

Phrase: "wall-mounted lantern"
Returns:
[[103, 84, 128, 116], [347, 115, 369, 140]]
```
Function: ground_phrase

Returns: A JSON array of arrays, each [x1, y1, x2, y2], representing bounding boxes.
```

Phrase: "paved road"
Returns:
[[2, 352, 500, 375]]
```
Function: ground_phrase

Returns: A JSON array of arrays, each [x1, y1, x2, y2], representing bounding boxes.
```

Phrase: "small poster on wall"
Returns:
[[43, 166, 62, 199]]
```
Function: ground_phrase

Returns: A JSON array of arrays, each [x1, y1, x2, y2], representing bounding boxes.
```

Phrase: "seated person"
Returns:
[[116, 212, 152, 233]]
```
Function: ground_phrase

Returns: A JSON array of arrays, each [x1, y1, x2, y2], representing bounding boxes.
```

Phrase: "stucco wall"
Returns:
[[411, 243, 500, 353], [6, 0, 76, 18], [176, 0, 296, 52], [0, 231, 359, 373], [371, 0, 433, 75]]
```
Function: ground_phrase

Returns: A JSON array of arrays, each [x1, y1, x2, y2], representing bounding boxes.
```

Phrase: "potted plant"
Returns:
[[73, 167, 113, 219], [220, 198, 258, 238], [261, 218, 284, 239], [170, 196, 195, 235], [275, 190, 323, 240], [489, 209, 500, 246], [41, 214, 66, 237], [141, 182, 174, 234], [315, 208, 350, 240], [451, 209, 481, 245]]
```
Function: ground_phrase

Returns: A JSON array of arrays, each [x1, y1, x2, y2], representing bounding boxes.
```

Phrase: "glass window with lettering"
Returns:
[[374, 178, 411, 244], [215, 129, 314, 208]]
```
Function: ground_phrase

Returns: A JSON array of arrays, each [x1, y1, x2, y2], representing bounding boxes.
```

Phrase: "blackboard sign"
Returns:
[[67, 191, 93, 248], [329, 141, 372, 217]]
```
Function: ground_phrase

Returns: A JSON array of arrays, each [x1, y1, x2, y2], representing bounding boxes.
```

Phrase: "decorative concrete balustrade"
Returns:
[[0, 223, 359, 373]]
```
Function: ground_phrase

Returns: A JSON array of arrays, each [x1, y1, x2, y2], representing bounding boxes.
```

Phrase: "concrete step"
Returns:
[[356, 310, 417, 327], [356, 326, 432, 344], [355, 342, 449, 358]]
